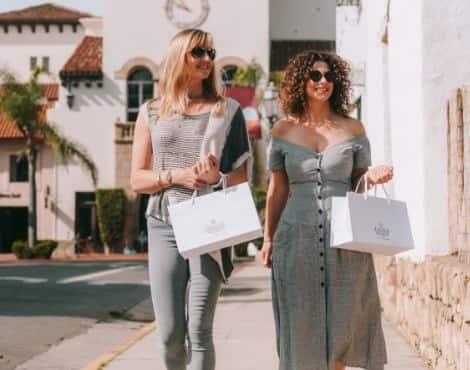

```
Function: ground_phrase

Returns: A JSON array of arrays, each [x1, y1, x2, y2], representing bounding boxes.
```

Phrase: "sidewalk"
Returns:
[[103, 261, 428, 370]]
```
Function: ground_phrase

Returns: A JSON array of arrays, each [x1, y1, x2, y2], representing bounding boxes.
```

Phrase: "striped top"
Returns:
[[140, 100, 249, 224]]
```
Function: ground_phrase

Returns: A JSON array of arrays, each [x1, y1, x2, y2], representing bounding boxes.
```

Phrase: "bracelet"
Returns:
[[166, 169, 173, 185], [211, 171, 227, 189], [156, 171, 163, 187]]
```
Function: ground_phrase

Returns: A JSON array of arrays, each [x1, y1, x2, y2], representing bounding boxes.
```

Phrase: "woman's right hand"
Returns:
[[172, 167, 206, 190], [260, 240, 273, 268]]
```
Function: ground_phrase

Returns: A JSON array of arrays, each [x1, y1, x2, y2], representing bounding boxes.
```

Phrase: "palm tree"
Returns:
[[0, 69, 98, 248]]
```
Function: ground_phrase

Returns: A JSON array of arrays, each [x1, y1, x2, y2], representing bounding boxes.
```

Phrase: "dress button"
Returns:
[[318, 224, 323, 229], [318, 195, 322, 200], [320, 267, 325, 271], [319, 238, 324, 242], [320, 252, 324, 257], [318, 209, 323, 214], [321, 282, 325, 287]]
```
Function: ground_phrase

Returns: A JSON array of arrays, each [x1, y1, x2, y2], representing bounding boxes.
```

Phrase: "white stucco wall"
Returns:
[[104, 0, 270, 82], [420, 0, 470, 255], [0, 25, 85, 82], [270, 0, 335, 41], [48, 80, 120, 240]]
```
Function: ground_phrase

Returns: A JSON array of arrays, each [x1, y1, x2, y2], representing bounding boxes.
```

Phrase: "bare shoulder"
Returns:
[[342, 116, 366, 136], [271, 118, 295, 139]]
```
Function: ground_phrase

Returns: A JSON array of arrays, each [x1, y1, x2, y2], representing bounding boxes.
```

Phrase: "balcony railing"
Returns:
[[115, 121, 135, 143]]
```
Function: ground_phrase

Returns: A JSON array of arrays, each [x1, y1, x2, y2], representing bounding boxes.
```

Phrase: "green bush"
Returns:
[[32, 240, 57, 259], [12, 240, 32, 259], [233, 59, 264, 88], [96, 188, 126, 251], [234, 187, 267, 257]]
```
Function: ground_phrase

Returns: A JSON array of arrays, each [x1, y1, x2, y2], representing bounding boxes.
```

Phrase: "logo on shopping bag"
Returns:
[[204, 219, 225, 235], [374, 222, 391, 240]]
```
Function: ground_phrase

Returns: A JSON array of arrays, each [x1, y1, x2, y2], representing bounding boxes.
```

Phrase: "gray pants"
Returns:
[[147, 217, 222, 370]]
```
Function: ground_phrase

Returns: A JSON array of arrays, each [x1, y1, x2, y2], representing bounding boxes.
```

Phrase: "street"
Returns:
[[0, 261, 152, 370]]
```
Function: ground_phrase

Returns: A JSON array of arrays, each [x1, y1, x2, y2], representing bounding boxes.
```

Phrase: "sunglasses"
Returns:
[[190, 47, 216, 60], [309, 70, 335, 83]]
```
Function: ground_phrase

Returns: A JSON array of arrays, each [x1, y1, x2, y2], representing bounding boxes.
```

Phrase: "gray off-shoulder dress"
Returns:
[[268, 133, 387, 370]]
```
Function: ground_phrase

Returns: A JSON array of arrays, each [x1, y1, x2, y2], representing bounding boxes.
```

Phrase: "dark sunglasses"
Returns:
[[190, 47, 216, 60], [309, 70, 335, 83]]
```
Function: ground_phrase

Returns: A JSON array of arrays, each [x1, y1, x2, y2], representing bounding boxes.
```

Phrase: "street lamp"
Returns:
[[262, 81, 279, 128]]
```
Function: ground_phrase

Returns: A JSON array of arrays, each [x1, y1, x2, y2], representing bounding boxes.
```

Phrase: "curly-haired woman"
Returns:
[[261, 51, 393, 370]]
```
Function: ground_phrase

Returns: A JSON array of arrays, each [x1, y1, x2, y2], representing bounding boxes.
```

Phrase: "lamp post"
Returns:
[[262, 81, 279, 128]]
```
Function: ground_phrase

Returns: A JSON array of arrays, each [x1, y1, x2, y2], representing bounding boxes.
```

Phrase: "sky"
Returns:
[[0, 0, 103, 16]]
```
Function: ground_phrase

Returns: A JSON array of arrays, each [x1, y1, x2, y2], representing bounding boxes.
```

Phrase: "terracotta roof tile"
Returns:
[[0, 3, 92, 24], [60, 36, 103, 79], [0, 84, 56, 139], [0, 83, 58, 101]]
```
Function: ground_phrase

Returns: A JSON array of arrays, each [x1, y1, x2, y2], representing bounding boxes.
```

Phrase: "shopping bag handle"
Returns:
[[354, 172, 391, 203], [191, 172, 228, 205]]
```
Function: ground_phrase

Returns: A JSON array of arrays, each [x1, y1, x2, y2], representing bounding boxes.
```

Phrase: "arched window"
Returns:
[[127, 68, 154, 122], [221, 65, 239, 86]]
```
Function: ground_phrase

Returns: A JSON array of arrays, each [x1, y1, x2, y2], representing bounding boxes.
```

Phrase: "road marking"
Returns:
[[57, 265, 143, 284], [0, 276, 48, 283], [88, 279, 150, 286]]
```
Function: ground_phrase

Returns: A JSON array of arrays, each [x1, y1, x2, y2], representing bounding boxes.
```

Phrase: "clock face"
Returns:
[[165, 0, 210, 29]]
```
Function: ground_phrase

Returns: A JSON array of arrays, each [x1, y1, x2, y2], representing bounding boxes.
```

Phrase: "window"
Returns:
[[30, 57, 37, 71], [42, 57, 49, 72], [127, 68, 154, 122], [10, 155, 28, 182], [221, 65, 238, 86], [270, 40, 336, 71]]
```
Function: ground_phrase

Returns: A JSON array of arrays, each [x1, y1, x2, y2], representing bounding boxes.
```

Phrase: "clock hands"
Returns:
[[174, 0, 191, 12]]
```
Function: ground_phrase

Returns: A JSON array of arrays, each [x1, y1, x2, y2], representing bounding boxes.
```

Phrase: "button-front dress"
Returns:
[[269, 133, 387, 370]]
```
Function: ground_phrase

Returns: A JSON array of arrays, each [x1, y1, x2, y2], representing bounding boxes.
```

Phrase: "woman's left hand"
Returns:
[[195, 154, 221, 185], [367, 165, 394, 185]]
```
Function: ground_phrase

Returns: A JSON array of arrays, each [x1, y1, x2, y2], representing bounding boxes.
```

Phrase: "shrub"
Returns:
[[12, 240, 58, 259], [233, 59, 265, 88], [11, 240, 32, 259], [96, 188, 126, 251], [32, 240, 57, 259]]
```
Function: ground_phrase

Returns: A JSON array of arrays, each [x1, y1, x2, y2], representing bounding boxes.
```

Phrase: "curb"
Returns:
[[81, 321, 156, 370]]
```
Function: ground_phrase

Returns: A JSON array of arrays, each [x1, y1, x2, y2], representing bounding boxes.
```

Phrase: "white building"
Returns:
[[337, 0, 470, 259], [0, 1, 336, 252]]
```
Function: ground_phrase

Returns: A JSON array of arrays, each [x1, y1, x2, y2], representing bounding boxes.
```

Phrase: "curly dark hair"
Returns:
[[279, 50, 352, 118]]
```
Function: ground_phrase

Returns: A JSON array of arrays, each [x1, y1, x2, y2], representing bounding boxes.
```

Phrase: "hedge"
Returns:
[[11, 239, 57, 259], [95, 188, 126, 251]]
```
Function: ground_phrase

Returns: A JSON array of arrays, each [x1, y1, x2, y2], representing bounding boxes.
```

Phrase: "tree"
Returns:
[[0, 69, 98, 248]]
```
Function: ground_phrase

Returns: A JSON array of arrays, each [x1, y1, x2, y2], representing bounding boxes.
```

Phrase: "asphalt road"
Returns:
[[0, 261, 152, 370]]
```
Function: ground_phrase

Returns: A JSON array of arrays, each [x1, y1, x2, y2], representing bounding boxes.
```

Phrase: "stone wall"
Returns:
[[375, 256, 470, 370]]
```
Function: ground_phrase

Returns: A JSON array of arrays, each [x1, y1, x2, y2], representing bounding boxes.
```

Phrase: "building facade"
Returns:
[[0, 1, 336, 252]]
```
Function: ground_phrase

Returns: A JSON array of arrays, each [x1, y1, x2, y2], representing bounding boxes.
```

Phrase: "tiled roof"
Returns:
[[0, 106, 48, 139], [60, 36, 103, 79], [0, 83, 58, 101], [0, 3, 91, 24], [0, 83, 57, 139]]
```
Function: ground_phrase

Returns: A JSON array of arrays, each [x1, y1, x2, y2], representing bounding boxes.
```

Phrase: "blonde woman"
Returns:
[[130, 29, 251, 370], [261, 51, 392, 370]]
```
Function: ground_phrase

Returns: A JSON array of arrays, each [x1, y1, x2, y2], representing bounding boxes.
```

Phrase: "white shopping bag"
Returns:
[[168, 182, 263, 259], [330, 178, 414, 255]]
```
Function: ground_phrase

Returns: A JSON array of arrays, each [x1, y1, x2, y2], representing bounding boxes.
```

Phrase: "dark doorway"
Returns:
[[0, 207, 27, 253], [75, 192, 101, 252]]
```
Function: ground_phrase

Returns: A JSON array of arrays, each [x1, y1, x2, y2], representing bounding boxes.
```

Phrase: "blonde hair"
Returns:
[[158, 29, 224, 118]]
